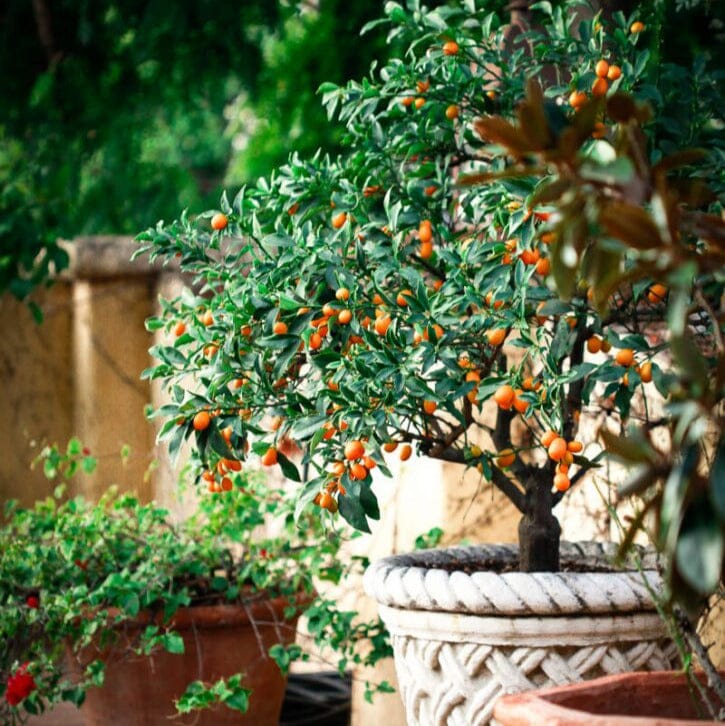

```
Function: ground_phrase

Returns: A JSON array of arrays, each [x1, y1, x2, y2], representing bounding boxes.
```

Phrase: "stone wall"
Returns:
[[0, 236, 172, 504]]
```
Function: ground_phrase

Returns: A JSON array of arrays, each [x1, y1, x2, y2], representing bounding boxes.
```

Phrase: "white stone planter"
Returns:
[[364, 543, 679, 726]]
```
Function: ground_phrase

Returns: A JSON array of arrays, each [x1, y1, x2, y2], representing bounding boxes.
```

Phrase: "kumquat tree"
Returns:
[[138, 0, 723, 587]]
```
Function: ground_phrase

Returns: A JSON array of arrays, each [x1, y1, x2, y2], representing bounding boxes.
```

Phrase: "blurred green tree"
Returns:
[[0, 0, 389, 304]]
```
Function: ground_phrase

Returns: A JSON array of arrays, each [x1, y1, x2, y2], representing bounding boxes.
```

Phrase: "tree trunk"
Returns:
[[518, 472, 561, 572]]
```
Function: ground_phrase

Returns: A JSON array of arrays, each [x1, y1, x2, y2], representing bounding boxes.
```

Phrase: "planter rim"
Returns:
[[492, 669, 723, 726], [364, 542, 662, 616], [107, 591, 309, 631], [376, 603, 669, 646]]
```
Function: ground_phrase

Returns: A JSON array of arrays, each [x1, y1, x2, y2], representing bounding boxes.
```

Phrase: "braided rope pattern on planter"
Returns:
[[364, 542, 662, 616], [390, 633, 680, 726]]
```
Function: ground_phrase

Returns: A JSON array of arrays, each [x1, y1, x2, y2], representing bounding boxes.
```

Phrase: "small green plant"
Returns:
[[0, 442, 392, 722]]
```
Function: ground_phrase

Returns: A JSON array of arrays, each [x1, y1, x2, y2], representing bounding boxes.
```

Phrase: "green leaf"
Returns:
[[162, 632, 185, 654], [277, 451, 301, 482], [338, 490, 371, 533], [676, 495, 724, 596], [711, 444, 725, 521]]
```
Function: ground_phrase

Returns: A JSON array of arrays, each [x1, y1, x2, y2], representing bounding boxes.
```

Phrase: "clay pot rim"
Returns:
[[492, 669, 725, 726], [104, 590, 312, 631]]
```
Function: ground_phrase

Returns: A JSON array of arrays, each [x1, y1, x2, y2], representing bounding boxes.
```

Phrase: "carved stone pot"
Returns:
[[363, 543, 679, 726]]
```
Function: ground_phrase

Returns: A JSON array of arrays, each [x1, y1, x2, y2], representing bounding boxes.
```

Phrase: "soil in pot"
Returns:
[[74, 595, 302, 725], [493, 670, 725, 726]]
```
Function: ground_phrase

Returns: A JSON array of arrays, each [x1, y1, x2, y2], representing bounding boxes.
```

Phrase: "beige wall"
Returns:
[[0, 237, 163, 505]]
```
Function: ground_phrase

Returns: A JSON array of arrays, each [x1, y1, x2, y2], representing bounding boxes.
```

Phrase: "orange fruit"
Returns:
[[640, 361, 653, 383], [241, 325, 252, 336], [416, 79, 430, 93], [647, 283, 667, 304], [442, 40, 459, 55], [519, 249, 539, 265], [423, 400, 438, 415], [399, 443, 413, 461], [383, 441, 398, 453], [397, 289, 413, 307], [513, 392, 528, 415], [201, 311, 214, 326], [273, 321, 288, 335], [553, 473, 570, 492], [567, 440, 583, 453], [350, 463, 368, 480], [336, 287, 350, 301], [363, 456, 377, 470], [535, 257, 550, 276], [261, 447, 278, 466], [424, 185, 438, 196], [320, 491, 334, 510], [465, 370, 481, 383], [548, 437, 568, 461], [496, 448, 516, 468], [569, 90, 587, 108], [419, 241, 434, 259], [338, 309, 352, 324], [332, 211, 348, 229], [607, 64, 622, 81], [615, 348, 635, 367], [445, 104, 459, 120], [486, 328, 507, 346], [630, 21, 645, 33], [591, 77, 608, 97], [330, 461, 346, 477], [344, 440, 365, 461], [374, 315, 391, 335], [592, 121, 607, 139], [211, 213, 228, 231], [595, 59, 609, 77], [309, 332, 322, 350], [586, 336, 602, 354], [493, 384, 515, 410], [601, 339, 612, 353], [220, 477, 233, 491], [174, 321, 187, 337], [414, 97, 426, 109], [522, 376, 535, 391], [419, 219, 433, 244], [193, 411, 211, 431]]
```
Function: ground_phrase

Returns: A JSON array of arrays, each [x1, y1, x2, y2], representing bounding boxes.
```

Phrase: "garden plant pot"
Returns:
[[77, 595, 301, 725], [364, 542, 679, 726], [493, 669, 725, 725]]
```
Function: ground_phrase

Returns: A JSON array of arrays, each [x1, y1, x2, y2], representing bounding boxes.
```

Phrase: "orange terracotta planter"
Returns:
[[493, 670, 725, 726], [76, 596, 301, 726]]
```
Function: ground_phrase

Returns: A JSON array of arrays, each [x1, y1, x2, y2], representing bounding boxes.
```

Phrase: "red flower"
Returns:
[[26, 596, 39, 609], [5, 664, 36, 706]]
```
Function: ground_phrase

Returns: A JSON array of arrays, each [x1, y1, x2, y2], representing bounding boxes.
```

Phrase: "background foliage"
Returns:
[[0, 0, 392, 302]]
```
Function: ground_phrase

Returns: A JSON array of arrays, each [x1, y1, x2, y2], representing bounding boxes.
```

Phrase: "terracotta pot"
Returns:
[[493, 669, 725, 725], [364, 542, 679, 726], [76, 595, 301, 725]]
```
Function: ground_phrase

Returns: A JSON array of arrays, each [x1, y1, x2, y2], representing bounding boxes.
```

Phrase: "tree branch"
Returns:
[[32, 0, 59, 66]]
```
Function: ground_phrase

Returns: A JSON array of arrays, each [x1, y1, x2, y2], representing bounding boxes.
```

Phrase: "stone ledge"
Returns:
[[60, 236, 180, 280]]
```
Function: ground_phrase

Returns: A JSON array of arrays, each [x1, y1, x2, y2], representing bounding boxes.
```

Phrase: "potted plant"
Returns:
[[0, 440, 392, 724], [136, 0, 723, 723]]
